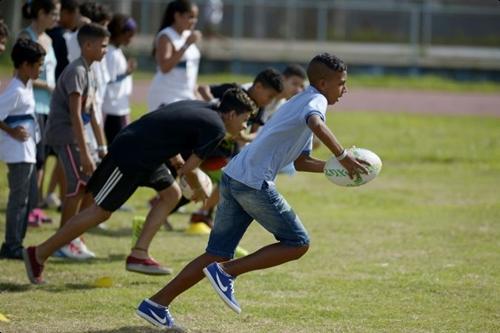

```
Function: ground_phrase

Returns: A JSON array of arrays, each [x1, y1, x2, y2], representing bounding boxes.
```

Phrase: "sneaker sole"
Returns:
[[203, 267, 241, 314], [135, 310, 185, 332], [135, 309, 168, 328], [126, 264, 172, 275]]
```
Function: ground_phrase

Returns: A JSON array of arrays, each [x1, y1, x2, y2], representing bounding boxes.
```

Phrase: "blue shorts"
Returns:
[[206, 173, 310, 258]]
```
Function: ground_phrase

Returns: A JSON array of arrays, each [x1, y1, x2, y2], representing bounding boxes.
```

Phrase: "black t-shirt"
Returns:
[[209, 83, 265, 126], [47, 26, 70, 80], [110, 100, 226, 174]]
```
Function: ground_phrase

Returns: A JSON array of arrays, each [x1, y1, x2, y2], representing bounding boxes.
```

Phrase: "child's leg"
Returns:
[[36, 204, 111, 262], [209, 176, 310, 278], [150, 252, 228, 305], [35, 114, 48, 204], [131, 182, 182, 258], [1, 163, 37, 258], [220, 242, 308, 277], [46, 157, 65, 203], [59, 189, 86, 228], [55, 144, 92, 227], [145, 173, 253, 306]]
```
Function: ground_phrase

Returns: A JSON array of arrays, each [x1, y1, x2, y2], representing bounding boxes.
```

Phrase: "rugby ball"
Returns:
[[179, 168, 213, 199], [324, 148, 382, 187]]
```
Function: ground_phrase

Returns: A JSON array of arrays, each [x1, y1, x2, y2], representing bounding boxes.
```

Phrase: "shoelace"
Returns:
[[164, 307, 174, 324], [229, 279, 235, 295]]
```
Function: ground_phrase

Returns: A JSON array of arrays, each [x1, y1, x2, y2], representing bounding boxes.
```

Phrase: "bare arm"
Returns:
[[197, 84, 214, 102], [155, 30, 201, 74], [294, 153, 325, 173], [307, 115, 368, 178], [0, 122, 30, 141], [69, 93, 94, 175], [90, 102, 107, 158]]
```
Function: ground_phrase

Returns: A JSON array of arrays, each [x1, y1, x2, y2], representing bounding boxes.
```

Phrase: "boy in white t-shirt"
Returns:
[[0, 39, 46, 260], [136, 53, 370, 330]]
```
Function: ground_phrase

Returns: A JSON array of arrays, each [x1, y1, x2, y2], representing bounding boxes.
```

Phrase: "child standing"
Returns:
[[19, 0, 60, 223], [44, 0, 83, 210], [43, 23, 109, 260], [102, 13, 137, 144], [135, 53, 369, 330], [147, 0, 202, 111], [0, 39, 46, 260]]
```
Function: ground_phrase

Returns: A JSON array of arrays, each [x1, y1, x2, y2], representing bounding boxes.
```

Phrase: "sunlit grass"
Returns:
[[1, 110, 499, 332]]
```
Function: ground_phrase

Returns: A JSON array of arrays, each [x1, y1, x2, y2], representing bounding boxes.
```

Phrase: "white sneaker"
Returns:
[[57, 238, 95, 260], [44, 192, 61, 209], [74, 238, 96, 258]]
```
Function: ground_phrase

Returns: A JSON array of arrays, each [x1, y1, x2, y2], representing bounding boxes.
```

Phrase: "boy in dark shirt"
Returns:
[[23, 88, 257, 284]]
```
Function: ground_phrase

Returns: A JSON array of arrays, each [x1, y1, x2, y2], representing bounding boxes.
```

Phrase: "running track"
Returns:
[[132, 80, 500, 117]]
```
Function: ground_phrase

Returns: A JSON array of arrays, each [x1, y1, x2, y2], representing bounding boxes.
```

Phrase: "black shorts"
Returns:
[[86, 154, 175, 212]]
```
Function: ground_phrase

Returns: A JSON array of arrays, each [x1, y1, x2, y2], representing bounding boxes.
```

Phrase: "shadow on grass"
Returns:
[[0, 281, 98, 293], [50, 253, 127, 265], [87, 226, 133, 237], [85, 326, 184, 333], [0, 282, 31, 292]]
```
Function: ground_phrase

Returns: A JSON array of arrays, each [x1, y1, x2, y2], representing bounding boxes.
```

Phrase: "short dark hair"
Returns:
[[80, 2, 112, 24], [11, 38, 46, 68], [254, 68, 284, 93], [307, 53, 347, 84], [61, 0, 80, 13], [283, 64, 306, 79], [77, 23, 110, 46], [219, 88, 258, 115]]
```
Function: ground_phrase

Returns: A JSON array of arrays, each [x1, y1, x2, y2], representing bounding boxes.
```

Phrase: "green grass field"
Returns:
[[1, 107, 499, 332]]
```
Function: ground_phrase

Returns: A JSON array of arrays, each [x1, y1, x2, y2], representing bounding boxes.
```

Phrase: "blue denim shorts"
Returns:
[[206, 173, 310, 258]]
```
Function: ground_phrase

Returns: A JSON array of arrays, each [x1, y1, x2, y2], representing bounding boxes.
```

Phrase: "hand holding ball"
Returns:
[[324, 148, 382, 187]]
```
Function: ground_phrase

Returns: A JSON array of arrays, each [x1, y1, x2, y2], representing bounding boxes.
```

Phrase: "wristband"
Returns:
[[335, 149, 348, 161], [97, 145, 108, 153]]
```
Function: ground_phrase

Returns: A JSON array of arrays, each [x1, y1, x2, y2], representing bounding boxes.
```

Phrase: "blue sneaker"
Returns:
[[136, 299, 175, 329], [203, 262, 241, 314]]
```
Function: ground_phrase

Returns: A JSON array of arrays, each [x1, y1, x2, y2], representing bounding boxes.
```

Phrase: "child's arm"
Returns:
[[303, 114, 368, 179], [155, 31, 201, 73], [294, 153, 325, 173], [89, 103, 107, 159], [68, 92, 95, 175], [197, 85, 214, 102], [0, 122, 30, 141]]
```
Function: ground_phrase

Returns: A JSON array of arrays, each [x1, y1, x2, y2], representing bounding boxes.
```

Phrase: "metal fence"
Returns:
[[95, 0, 500, 46]]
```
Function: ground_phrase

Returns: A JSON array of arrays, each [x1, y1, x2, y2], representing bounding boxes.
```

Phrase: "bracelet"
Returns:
[[335, 149, 348, 161], [97, 145, 107, 153]]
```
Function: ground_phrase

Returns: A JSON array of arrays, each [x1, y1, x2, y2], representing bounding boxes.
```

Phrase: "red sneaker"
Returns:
[[126, 255, 172, 275], [22, 247, 45, 284], [189, 212, 214, 228]]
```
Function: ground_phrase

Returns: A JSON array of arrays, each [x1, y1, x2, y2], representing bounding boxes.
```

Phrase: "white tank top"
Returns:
[[147, 27, 201, 111]]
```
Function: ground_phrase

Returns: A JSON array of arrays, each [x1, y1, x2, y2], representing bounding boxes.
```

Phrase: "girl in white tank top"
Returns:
[[147, 0, 202, 111]]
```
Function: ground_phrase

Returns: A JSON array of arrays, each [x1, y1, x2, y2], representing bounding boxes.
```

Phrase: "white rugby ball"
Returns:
[[179, 168, 213, 199], [324, 148, 382, 187]]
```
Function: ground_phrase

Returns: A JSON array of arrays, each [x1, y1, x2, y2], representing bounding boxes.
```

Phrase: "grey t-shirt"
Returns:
[[45, 57, 95, 146]]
